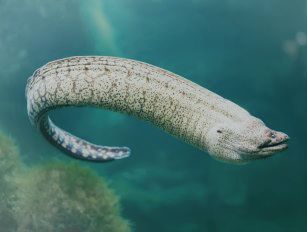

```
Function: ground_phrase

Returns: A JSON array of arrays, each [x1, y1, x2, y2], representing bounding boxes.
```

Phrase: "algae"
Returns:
[[0, 132, 21, 231], [0, 130, 131, 232]]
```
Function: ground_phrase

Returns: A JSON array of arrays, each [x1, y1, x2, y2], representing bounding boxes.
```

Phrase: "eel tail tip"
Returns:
[[114, 147, 131, 160]]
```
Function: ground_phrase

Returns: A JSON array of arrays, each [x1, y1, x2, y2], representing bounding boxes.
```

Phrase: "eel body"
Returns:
[[26, 56, 289, 164]]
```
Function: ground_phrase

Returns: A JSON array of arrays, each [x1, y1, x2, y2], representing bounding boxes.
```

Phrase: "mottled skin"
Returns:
[[26, 56, 289, 164]]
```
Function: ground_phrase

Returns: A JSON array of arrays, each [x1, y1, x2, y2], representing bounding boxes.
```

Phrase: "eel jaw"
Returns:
[[257, 130, 289, 155]]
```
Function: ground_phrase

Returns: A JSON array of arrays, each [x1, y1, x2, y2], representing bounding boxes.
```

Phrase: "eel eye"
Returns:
[[217, 130, 222, 134], [267, 131, 276, 139]]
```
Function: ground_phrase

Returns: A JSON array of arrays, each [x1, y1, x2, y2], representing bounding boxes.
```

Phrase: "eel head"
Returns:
[[206, 117, 289, 164]]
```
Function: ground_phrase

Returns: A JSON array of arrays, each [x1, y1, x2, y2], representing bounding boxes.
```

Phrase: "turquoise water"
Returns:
[[0, 0, 306, 231]]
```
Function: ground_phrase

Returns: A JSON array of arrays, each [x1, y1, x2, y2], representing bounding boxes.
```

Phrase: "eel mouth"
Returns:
[[257, 131, 289, 155]]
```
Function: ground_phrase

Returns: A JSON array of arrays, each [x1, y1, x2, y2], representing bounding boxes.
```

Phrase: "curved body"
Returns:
[[26, 56, 289, 163]]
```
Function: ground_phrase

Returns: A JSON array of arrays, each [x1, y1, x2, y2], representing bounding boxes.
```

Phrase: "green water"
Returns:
[[0, 0, 306, 231]]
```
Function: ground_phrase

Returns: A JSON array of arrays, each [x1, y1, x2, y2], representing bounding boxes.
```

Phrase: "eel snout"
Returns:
[[258, 130, 290, 153]]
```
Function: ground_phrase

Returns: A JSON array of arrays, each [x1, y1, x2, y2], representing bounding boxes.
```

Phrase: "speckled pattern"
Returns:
[[26, 56, 288, 163]]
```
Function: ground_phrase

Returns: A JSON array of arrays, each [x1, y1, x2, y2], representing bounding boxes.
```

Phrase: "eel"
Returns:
[[26, 56, 289, 164]]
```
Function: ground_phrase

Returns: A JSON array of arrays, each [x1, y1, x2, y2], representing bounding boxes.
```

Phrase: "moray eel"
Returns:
[[26, 56, 289, 164]]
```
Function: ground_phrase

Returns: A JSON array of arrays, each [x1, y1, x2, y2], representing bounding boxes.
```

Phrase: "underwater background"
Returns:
[[0, 0, 306, 231]]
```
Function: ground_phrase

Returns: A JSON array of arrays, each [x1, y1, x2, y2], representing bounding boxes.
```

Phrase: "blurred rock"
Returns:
[[0, 130, 131, 232]]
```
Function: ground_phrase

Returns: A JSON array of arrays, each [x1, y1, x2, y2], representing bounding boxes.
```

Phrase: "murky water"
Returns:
[[0, 0, 306, 231]]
